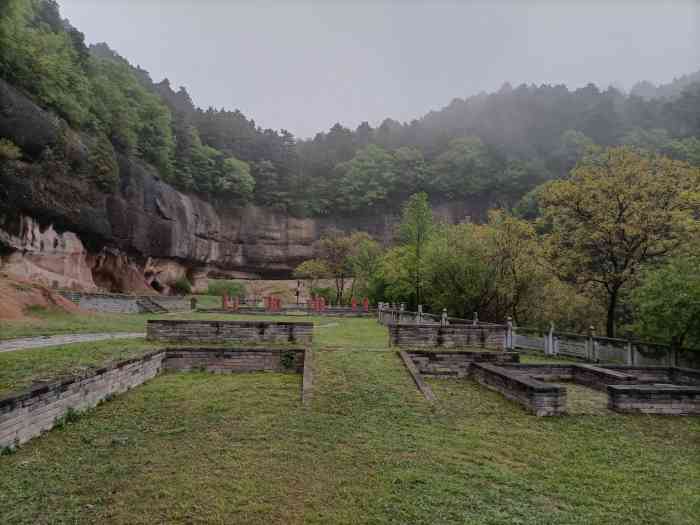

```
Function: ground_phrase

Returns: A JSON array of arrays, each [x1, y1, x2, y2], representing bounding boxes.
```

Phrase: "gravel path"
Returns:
[[0, 332, 146, 353]]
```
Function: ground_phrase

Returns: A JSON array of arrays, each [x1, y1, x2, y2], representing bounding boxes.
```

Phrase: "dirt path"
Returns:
[[0, 332, 146, 353]]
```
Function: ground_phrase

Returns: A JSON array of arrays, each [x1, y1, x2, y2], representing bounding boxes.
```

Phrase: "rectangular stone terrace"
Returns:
[[400, 350, 700, 416], [0, 347, 313, 449]]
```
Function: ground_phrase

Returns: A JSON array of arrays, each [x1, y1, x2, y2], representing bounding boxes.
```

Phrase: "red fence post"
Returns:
[[363, 297, 369, 312], [351, 297, 357, 311]]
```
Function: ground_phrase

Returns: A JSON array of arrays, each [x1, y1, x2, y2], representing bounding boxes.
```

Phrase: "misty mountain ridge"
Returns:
[[1, 0, 699, 219]]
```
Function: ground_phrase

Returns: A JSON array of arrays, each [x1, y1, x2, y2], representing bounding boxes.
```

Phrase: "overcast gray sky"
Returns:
[[59, 1, 700, 138]]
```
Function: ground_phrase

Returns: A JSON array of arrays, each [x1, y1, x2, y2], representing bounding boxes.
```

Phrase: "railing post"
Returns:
[[472, 312, 478, 326], [546, 322, 555, 356], [506, 316, 514, 351], [587, 326, 597, 362], [441, 308, 448, 327], [626, 340, 633, 365], [417, 304, 423, 324]]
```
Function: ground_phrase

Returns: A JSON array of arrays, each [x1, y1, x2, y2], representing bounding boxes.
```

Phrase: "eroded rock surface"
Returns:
[[0, 78, 482, 293]]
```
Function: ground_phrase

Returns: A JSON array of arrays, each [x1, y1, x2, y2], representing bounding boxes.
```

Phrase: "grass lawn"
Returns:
[[0, 309, 158, 340], [0, 317, 698, 524]]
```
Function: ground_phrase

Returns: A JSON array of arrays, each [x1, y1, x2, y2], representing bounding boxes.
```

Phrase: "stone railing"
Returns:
[[146, 319, 313, 345], [58, 291, 192, 314], [511, 322, 700, 368]]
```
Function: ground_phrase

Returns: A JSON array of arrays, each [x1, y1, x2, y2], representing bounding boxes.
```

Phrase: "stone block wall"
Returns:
[[388, 322, 506, 350], [607, 385, 700, 415], [406, 350, 519, 377], [163, 347, 305, 374], [0, 346, 315, 450], [0, 351, 165, 448], [600, 366, 674, 383], [570, 365, 638, 391], [59, 291, 191, 314], [672, 367, 700, 385], [147, 320, 313, 345], [497, 364, 575, 382], [470, 362, 567, 416]]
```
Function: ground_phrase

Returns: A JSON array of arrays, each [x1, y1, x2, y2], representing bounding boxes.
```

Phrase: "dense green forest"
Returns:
[[1, 0, 700, 217]]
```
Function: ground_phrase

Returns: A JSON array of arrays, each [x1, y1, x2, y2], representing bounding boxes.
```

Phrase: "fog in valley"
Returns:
[[59, 0, 700, 137]]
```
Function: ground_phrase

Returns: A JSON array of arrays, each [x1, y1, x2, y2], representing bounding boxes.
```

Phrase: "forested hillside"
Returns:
[[1, 0, 700, 218]]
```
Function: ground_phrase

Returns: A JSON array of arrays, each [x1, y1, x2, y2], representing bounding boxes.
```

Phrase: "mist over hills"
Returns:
[[1, 0, 699, 219]]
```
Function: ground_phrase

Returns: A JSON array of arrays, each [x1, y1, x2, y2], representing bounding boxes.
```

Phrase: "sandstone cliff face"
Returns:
[[0, 79, 485, 293], [0, 159, 325, 291]]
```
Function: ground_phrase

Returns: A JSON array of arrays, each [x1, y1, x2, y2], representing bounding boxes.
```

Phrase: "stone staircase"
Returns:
[[136, 297, 169, 314]]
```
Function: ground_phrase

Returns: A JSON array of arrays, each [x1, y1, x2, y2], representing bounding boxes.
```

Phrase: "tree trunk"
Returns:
[[606, 287, 619, 338]]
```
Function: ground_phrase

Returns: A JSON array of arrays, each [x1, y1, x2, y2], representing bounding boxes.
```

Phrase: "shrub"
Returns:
[[172, 277, 192, 295], [311, 287, 335, 305], [207, 280, 246, 299], [280, 350, 295, 370], [0, 138, 22, 160]]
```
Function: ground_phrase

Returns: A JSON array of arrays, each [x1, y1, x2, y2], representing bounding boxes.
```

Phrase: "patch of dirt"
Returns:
[[0, 274, 83, 320]]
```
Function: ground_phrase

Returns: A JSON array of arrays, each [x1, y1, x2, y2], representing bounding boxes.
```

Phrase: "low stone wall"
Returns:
[[59, 291, 191, 314], [163, 347, 305, 374], [406, 350, 519, 378], [671, 367, 700, 385], [147, 320, 314, 345], [0, 346, 314, 450], [607, 384, 700, 415], [471, 362, 567, 416], [599, 365, 674, 383], [388, 322, 506, 350], [0, 351, 165, 448]]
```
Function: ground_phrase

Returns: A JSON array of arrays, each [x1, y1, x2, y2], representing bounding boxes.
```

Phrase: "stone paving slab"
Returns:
[[0, 333, 146, 353]]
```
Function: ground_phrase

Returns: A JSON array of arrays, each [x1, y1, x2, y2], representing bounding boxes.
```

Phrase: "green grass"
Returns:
[[0, 339, 164, 396], [0, 317, 698, 524], [0, 309, 156, 340]]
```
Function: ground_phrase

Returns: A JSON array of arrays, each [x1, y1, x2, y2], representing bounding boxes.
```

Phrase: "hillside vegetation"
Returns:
[[1, 0, 699, 216]]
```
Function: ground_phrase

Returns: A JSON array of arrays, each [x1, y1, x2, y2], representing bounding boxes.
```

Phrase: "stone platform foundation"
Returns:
[[0, 347, 313, 449]]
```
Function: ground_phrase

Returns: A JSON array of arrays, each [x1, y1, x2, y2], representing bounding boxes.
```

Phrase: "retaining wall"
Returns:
[[0, 347, 314, 450], [607, 384, 700, 415], [147, 320, 313, 345], [0, 351, 166, 448], [163, 347, 305, 374], [406, 350, 519, 377], [388, 322, 506, 350], [471, 362, 567, 416], [59, 291, 191, 314]]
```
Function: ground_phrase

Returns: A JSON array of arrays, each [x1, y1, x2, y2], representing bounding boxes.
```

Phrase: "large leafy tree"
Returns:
[[539, 147, 700, 337], [631, 255, 700, 350], [335, 144, 398, 211], [430, 137, 494, 198], [0, 0, 93, 126], [293, 259, 330, 294], [399, 192, 434, 307], [422, 212, 543, 321], [316, 229, 371, 303]]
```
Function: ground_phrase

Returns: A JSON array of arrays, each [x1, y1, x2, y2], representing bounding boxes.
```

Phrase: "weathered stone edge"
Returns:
[[398, 350, 437, 403]]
